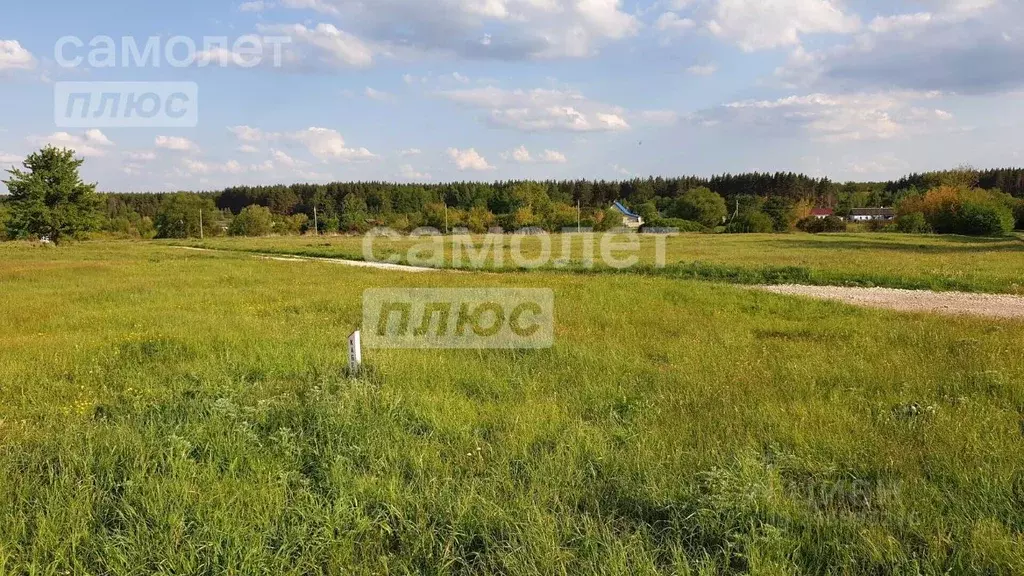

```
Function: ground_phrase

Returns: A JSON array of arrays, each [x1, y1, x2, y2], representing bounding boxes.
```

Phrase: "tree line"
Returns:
[[3, 146, 1023, 241]]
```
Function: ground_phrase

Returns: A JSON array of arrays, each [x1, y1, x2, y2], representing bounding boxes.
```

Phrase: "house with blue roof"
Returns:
[[610, 201, 644, 229]]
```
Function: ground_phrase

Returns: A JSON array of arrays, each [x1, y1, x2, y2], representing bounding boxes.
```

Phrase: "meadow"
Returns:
[[182, 232, 1024, 295], [0, 240, 1023, 574]]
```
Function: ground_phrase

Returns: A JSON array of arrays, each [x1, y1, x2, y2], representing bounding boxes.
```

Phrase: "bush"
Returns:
[[897, 186, 1015, 236], [229, 205, 274, 237], [669, 187, 727, 228], [957, 201, 1015, 236], [1014, 201, 1024, 230], [895, 212, 932, 234], [641, 218, 707, 233], [797, 215, 847, 233], [725, 211, 776, 233]]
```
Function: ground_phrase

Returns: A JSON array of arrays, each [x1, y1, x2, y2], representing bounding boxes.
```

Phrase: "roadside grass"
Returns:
[[177, 232, 1024, 295], [1, 241, 1022, 574]]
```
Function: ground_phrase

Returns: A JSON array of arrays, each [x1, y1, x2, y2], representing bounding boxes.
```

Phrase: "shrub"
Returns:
[[725, 211, 776, 233], [1014, 201, 1024, 230], [229, 205, 274, 237], [897, 186, 1015, 236], [895, 212, 932, 234], [797, 215, 847, 233], [641, 218, 707, 233], [957, 200, 1015, 236]]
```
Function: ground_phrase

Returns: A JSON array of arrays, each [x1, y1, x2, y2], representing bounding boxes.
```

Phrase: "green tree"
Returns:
[[636, 201, 660, 224], [155, 193, 218, 239], [670, 187, 727, 228], [0, 202, 10, 240], [229, 205, 275, 237], [2, 146, 101, 242]]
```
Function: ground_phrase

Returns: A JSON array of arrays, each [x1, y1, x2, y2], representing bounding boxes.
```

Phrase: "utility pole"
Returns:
[[199, 209, 204, 240], [313, 206, 319, 236], [444, 205, 449, 234], [577, 200, 581, 233]]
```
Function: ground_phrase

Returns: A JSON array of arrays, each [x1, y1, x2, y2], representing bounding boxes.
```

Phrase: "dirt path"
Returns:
[[756, 285, 1024, 319], [176, 247, 1024, 319], [174, 246, 440, 273]]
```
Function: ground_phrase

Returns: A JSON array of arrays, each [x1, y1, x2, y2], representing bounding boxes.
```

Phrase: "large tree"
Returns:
[[670, 187, 727, 228], [155, 192, 219, 238], [3, 146, 101, 242]]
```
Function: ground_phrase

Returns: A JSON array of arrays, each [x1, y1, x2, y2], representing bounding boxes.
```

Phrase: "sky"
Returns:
[[1, 0, 1023, 192]]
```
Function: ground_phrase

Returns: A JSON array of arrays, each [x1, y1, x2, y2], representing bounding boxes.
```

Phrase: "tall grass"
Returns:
[[0, 242, 1022, 574]]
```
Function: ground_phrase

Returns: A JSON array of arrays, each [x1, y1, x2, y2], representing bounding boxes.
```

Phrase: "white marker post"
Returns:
[[348, 330, 362, 376]]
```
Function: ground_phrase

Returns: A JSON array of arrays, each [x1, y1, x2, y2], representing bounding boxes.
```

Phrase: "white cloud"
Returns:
[[399, 164, 432, 180], [287, 127, 378, 161], [238, 144, 261, 154], [239, 0, 272, 11], [639, 109, 680, 125], [155, 136, 199, 152], [365, 86, 394, 101], [256, 23, 375, 68], [438, 85, 630, 132], [447, 147, 494, 171], [123, 151, 157, 162], [400, 148, 422, 156], [229, 125, 280, 143], [687, 63, 718, 75], [0, 40, 35, 71], [655, 12, 696, 33], [539, 149, 567, 163], [776, 0, 1022, 94], [275, 0, 639, 60], [270, 148, 308, 168], [503, 145, 568, 163], [0, 152, 22, 165], [29, 130, 115, 157], [706, 0, 861, 51], [695, 91, 954, 142]]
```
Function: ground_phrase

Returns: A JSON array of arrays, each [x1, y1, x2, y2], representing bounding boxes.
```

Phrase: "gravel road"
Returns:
[[756, 285, 1024, 319]]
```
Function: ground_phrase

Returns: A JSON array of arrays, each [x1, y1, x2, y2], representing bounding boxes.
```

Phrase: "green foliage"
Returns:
[[797, 215, 848, 233], [762, 196, 798, 232], [957, 200, 1015, 236], [155, 193, 219, 239], [594, 208, 624, 231], [2, 146, 101, 242], [895, 212, 932, 234], [641, 218, 707, 233], [636, 201, 659, 224], [898, 186, 1015, 237], [0, 202, 10, 240], [229, 205, 275, 237], [669, 187, 727, 227], [274, 213, 310, 235], [1014, 201, 1024, 230], [725, 211, 776, 233]]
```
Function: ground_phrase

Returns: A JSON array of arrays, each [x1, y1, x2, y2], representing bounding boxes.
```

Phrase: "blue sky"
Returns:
[[1, 0, 1022, 192]]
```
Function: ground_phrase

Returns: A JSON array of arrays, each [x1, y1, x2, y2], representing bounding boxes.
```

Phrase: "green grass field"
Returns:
[[1, 240, 1023, 574], [182, 232, 1024, 295]]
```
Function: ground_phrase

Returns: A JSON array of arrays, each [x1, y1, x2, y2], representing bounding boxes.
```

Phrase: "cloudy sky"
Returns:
[[1, 0, 1023, 192]]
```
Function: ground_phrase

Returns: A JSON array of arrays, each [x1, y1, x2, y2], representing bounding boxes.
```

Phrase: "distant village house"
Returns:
[[810, 208, 834, 219], [610, 201, 644, 229], [849, 208, 896, 222]]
